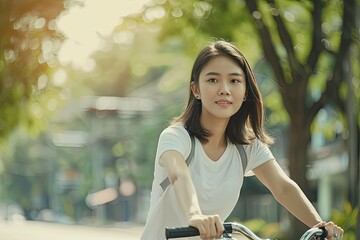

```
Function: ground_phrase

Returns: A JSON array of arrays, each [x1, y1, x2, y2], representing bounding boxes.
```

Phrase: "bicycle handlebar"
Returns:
[[299, 227, 328, 240], [165, 222, 328, 240], [165, 223, 233, 239]]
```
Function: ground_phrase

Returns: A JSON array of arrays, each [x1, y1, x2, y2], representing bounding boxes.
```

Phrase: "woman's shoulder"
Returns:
[[241, 138, 272, 156], [158, 123, 192, 156], [160, 123, 191, 141], [243, 138, 268, 148], [242, 138, 274, 160], [161, 123, 187, 135]]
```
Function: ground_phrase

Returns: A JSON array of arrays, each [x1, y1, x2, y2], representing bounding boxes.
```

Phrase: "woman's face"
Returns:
[[192, 55, 246, 122]]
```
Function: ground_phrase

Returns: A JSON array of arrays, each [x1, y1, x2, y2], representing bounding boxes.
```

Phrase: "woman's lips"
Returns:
[[215, 99, 232, 106]]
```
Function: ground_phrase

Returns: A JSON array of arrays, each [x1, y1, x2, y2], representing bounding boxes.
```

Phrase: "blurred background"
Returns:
[[0, 0, 359, 239]]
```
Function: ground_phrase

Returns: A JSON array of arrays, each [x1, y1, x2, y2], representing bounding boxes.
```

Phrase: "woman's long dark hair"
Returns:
[[172, 40, 273, 145]]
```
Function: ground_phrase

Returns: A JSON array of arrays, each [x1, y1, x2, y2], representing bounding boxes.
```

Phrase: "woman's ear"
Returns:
[[191, 82, 200, 99], [243, 92, 247, 102]]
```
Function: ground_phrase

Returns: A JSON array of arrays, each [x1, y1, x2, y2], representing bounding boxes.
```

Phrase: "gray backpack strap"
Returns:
[[160, 135, 195, 191], [186, 135, 196, 165], [236, 144, 248, 174]]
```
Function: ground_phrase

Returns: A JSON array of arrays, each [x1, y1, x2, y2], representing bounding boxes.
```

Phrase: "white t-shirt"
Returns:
[[140, 125, 274, 240]]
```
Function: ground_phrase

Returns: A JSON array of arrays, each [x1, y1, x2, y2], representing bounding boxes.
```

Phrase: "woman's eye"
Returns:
[[208, 78, 218, 83], [230, 79, 241, 84]]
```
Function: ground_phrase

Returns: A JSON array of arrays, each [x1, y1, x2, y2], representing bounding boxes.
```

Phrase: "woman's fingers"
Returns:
[[333, 224, 344, 240], [197, 224, 206, 239], [207, 217, 217, 238], [202, 216, 219, 239], [214, 215, 224, 238], [188, 214, 223, 239], [203, 219, 211, 239], [324, 221, 344, 240], [207, 215, 224, 238]]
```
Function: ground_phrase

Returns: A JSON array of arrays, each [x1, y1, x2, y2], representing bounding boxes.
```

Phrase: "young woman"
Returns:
[[140, 40, 344, 240]]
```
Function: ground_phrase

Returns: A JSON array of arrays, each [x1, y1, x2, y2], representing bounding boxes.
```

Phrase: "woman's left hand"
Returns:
[[313, 221, 344, 240]]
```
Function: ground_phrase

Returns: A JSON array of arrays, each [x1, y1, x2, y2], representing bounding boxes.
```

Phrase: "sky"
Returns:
[[56, 0, 151, 69]]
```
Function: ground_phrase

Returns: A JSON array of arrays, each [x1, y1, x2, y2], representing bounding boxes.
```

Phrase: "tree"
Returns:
[[135, 0, 359, 238], [243, 1, 358, 237], [0, 0, 66, 143]]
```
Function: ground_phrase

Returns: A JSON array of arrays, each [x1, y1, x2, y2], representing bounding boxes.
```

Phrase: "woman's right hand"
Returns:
[[188, 214, 224, 239]]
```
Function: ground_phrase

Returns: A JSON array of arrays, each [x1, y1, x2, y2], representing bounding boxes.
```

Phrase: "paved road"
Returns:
[[0, 220, 143, 240]]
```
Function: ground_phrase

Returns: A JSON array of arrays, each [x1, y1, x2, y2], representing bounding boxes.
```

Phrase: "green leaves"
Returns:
[[331, 201, 358, 240], [0, 0, 65, 142]]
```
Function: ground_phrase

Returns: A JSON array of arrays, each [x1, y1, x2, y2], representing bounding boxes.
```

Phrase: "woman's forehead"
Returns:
[[200, 56, 245, 75]]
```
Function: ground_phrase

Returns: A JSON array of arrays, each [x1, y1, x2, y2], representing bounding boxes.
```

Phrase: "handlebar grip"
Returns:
[[165, 223, 233, 239], [319, 227, 328, 239], [165, 226, 199, 239]]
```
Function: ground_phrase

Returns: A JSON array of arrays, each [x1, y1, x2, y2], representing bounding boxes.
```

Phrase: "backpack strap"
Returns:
[[236, 144, 248, 174], [159, 135, 247, 191]]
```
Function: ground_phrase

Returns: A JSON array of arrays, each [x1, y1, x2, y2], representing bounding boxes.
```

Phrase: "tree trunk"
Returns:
[[288, 115, 312, 199], [286, 115, 312, 238]]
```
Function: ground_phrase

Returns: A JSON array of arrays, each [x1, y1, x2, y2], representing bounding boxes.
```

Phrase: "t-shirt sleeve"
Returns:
[[244, 139, 275, 177], [156, 125, 192, 163]]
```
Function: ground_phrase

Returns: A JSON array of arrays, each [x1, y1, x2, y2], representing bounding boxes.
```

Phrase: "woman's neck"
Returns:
[[200, 115, 229, 148]]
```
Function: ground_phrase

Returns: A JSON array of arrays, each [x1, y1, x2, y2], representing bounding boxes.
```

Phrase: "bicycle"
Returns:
[[165, 222, 328, 239]]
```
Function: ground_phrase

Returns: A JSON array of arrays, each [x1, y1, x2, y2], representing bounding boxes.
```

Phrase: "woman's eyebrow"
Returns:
[[205, 72, 220, 76], [229, 72, 243, 77], [205, 72, 243, 77]]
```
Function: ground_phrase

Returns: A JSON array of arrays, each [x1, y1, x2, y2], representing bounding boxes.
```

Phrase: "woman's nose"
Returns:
[[219, 83, 230, 95]]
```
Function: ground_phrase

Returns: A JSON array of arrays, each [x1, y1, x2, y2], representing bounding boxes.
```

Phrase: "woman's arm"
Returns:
[[253, 159, 344, 239], [160, 150, 224, 239], [252, 159, 323, 227], [160, 150, 202, 219]]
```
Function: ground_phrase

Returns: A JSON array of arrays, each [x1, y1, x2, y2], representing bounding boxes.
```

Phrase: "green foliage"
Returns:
[[243, 219, 282, 239], [148, 0, 263, 62], [0, 0, 66, 143], [331, 201, 358, 240]]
